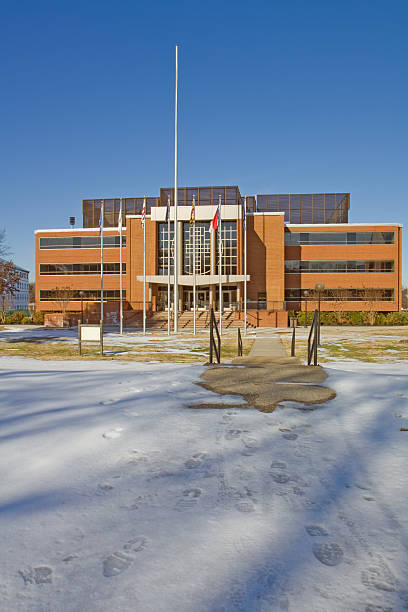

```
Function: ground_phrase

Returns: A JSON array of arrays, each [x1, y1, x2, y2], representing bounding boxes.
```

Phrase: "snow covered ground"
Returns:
[[1, 352, 408, 611]]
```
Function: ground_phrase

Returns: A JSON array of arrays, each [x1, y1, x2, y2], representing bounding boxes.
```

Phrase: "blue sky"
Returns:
[[1, 0, 407, 282]]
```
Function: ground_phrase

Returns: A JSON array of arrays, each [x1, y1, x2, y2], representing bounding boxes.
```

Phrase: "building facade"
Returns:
[[1, 262, 29, 311], [35, 186, 402, 326]]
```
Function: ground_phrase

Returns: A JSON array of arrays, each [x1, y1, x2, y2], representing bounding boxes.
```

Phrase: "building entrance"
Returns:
[[215, 286, 237, 310], [183, 287, 209, 310]]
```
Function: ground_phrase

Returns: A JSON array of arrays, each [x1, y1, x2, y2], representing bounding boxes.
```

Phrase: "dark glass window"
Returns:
[[284, 260, 394, 273], [39, 236, 126, 249], [40, 290, 125, 301], [285, 288, 394, 302], [40, 263, 125, 275], [285, 231, 395, 245]]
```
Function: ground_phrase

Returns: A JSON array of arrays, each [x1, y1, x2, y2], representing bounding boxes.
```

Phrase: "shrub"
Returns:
[[32, 311, 45, 325], [385, 312, 408, 325], [21, 316, 32, 324], [9, 311, 26, 324]]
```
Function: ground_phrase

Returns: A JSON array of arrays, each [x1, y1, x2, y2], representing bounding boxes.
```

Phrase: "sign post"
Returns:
[[78, 322, 103, 356]]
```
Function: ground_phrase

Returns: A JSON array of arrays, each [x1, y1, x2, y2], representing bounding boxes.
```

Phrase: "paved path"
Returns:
[[249, 331, 286, 358]]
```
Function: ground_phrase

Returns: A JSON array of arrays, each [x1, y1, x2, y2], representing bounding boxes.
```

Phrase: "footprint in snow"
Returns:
[[96, 483, 114, 495], [184, 452, 207, 469], [305, 524, 328, 537], [19, 566, 53, 585], [103, 428, 123, 439], [103, 537, 147, 577], [282, 432, 298, 441], [225, 429, 242, 440], [270, 472, 290, 484], [175, 487, 202, 511], [235, 500, 256, 513], [313, 542, 344, 566], [271, 461, 287, 470]]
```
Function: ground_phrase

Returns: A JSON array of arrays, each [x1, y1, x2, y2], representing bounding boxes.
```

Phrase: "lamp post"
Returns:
[[315, 282, 325, 345], [79, 291, 84, 324], [304, 290, 309, 328]]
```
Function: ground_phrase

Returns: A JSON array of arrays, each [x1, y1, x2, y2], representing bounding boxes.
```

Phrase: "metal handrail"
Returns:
[[209, 307, 221, 364], [291, 326, 296, 357], [307, 309, 319, 366], [237, 327, 243, 356]]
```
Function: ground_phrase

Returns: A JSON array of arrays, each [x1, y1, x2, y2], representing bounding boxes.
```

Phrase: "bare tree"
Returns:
[[49, 287, 76, 315], [402, 287, 407, 310], [0, 229, 10, 258], [360, 286, 386, 325]]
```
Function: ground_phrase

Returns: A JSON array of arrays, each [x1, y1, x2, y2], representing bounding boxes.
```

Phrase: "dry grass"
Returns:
[[0, 335, 253, 363], [281, 327, 408, 363]]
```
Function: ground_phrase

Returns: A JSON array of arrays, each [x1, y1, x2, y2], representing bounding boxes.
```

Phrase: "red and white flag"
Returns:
[[209, 204, 219, 232], [141, 199, 146, 228]]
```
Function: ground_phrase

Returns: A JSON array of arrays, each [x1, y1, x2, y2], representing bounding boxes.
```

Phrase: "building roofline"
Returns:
[[285, 222, 402, 228], [34, 227, 126, 234]]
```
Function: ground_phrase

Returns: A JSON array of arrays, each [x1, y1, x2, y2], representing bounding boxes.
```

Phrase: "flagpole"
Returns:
[[143, 196, 146, 335], [119, 198, 123, 335], [244, 196, 247, 335], [173, 45, 179, 333], [100, 199, 104, 325], [193, 195, 196, 335], [218, 194, 222, 336], [167, 195, 171, 336]]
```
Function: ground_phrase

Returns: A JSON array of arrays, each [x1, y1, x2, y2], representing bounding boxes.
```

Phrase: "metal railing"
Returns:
[[237, 327, 243, 356], [307, 309, 319, 366], [291, 326, 296, 357], [209, 307, 221, 364]]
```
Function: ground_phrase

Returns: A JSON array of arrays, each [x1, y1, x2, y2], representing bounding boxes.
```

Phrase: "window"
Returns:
[[40, 263, 125, 275], [39, 236, 126, 249], [183, 222, 211, 275], [285, 232, 395, 246], [158, 222, 174, 275], [40, 290, 125, 301], [285, 288, 394, 302], [216, 221, 237, 275], [284, 260, 394, 274]]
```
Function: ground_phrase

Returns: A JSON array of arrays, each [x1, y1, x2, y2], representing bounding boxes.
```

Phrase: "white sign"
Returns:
[[80, 325, 102, 342]]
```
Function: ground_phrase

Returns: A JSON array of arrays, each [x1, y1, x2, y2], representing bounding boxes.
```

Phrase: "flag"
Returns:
[[209, 204, 219, 233], [165, 196, 170, 222], [189, 197, 195, 226], [118, 205, 122, 232], [141, 199, 146, 228], [242, 198, 246, 231]]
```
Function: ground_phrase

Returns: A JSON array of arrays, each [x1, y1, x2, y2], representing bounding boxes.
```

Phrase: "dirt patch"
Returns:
[[191, 355, 335, 412]]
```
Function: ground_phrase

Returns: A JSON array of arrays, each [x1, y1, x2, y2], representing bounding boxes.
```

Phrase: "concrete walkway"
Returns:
[[249, 332, 286, 358]]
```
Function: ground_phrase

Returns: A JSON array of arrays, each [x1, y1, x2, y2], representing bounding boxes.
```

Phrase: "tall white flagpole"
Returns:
[[143, 196, 146, 335], [218, 194, 222, 335], [193, 195, 196, 335], [119, 198, 123, 335], [167, 195, 171, 336], [100, 199, 104, 325], [244, 196, 247, 335], [173, 45, 179, 333]]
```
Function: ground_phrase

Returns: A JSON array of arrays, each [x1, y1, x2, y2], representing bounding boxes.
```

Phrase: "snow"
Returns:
[[1, 352, 408, 611]]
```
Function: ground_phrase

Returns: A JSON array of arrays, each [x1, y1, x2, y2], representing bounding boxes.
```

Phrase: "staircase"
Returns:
[[124, 309, 256, 330]]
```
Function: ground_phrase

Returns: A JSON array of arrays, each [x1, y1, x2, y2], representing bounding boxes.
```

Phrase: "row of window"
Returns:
[[40, 263, 126, 275], [285, 288, 395, 301], [39, 290, 125, 301], [39, 236, 126, 249], [158, 221, 238, 276], [285, 231, 395, 245], [285, 260, 395, 274]]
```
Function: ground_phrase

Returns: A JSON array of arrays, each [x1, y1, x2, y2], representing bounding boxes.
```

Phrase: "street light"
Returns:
[[315, 282, 325, 345], [304, 290, 309, 328], [79, 291, 84, 324]]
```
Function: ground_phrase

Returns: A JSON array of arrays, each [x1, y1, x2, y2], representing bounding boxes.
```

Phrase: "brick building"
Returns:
[[35, 186, 402, 327]]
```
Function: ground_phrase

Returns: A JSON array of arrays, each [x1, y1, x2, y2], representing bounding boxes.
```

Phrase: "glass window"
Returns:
[[39, 236, 126, 249], [183, 222, 211, 275], [285, 260, 394, 274], [40, 290, 125, 301], [285, 232, 395, 245], [158, 222, 174, 275]]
